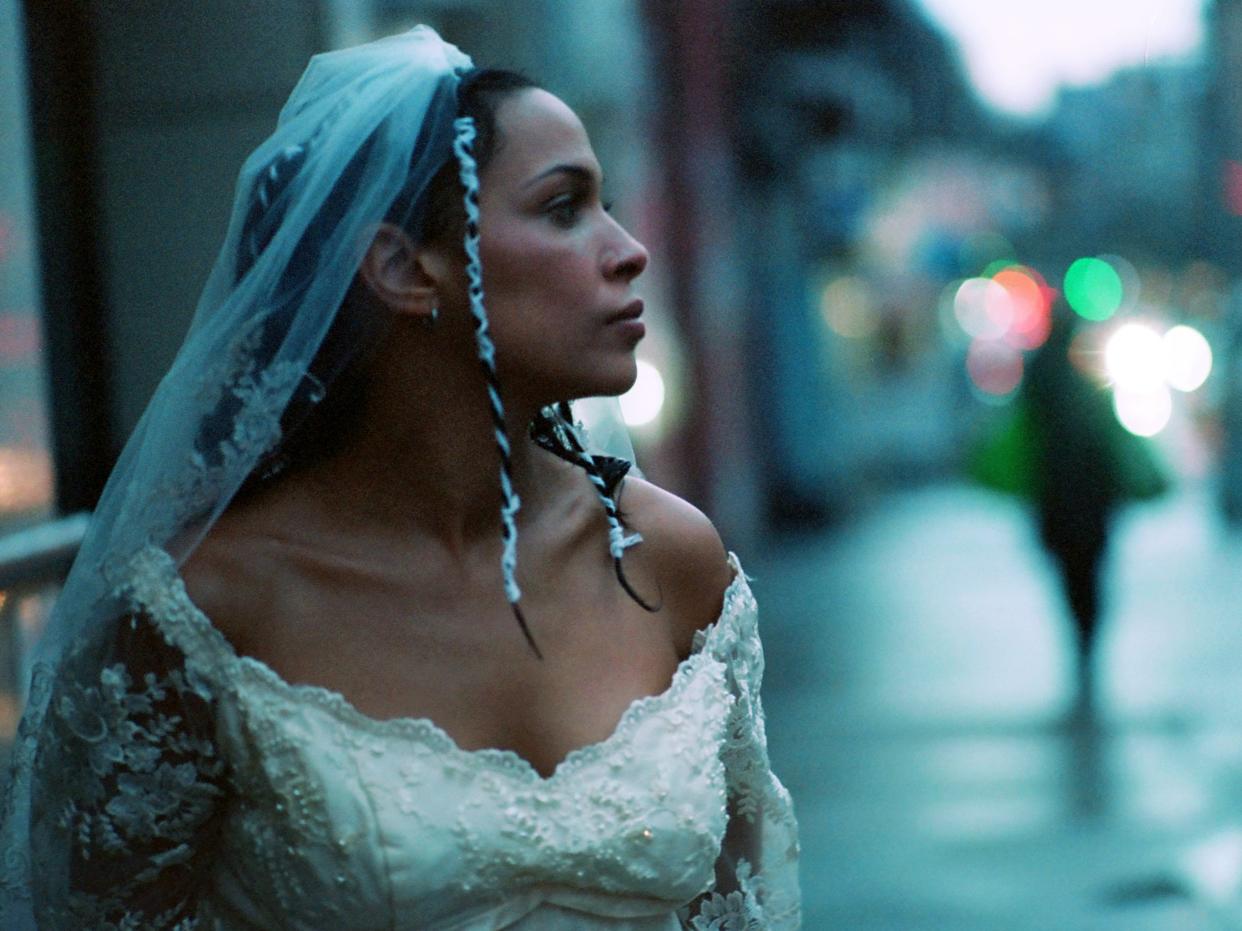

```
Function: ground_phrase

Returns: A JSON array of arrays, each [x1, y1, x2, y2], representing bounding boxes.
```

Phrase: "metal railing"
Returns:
[[0, 512, 89, 590]]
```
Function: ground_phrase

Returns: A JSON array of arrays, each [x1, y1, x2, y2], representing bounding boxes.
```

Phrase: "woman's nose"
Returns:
[[604, 221, 649, 282]]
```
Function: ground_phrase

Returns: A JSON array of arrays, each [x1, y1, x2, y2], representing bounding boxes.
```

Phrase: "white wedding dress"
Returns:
[[28, 549, 800, 929]]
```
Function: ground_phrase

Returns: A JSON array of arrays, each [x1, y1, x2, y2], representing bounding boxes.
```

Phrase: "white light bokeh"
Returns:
[[953, 277, 1011, 339], [1113, 384, 1173, 437], [915, 0, 1206, 117], [1105, 323, 1166, 393], [620, 359, 666, 427], [1163, 324, 1213, 392]]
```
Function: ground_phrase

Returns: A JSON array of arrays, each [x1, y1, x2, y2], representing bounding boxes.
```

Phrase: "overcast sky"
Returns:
[[914, 0, 1208, 118]]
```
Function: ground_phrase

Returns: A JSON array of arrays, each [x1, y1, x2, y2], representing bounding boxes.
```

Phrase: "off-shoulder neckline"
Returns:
[[126, 546, 749, 783]]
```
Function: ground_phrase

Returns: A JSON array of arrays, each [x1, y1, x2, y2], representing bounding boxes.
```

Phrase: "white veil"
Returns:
[[38, 27, 467, 666]]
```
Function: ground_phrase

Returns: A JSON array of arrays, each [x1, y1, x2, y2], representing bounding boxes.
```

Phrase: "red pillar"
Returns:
[[640, 0, 757, 537]]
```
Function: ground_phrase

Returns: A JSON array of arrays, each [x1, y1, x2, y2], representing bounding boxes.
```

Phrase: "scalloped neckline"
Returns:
[[235, 643, 723, 783], [143, 547, 745, 784]]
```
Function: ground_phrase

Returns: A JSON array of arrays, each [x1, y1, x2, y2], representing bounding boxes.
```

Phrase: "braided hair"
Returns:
[[531, 402, 655, 611]]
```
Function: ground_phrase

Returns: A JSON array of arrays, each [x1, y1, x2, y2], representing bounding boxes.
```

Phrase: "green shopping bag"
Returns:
[[966, 400, 1039, 499]]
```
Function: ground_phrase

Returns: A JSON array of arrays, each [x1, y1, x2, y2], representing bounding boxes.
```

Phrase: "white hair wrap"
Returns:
[[452, 114, 542, 655]]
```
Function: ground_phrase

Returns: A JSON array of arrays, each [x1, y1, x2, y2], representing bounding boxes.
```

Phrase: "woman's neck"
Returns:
[[288, 345, 555, 556]]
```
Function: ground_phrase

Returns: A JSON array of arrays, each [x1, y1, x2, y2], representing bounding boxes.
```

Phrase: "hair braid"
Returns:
[[551, 403, 656, 611], [453, 116, 542, 658]]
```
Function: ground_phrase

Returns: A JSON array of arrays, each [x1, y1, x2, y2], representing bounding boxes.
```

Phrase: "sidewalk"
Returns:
[[750, 481, 1242, 930]]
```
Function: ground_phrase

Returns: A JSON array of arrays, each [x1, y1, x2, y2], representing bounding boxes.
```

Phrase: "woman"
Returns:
[[0, 26, 799, 929]]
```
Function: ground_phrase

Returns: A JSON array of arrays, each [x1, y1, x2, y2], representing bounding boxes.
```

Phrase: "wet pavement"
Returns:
[[751, 481, 1242, 930]]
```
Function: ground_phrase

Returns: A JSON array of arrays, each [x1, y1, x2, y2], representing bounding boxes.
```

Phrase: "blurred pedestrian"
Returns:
[[1024, 308, 1166, 716], [1025, 311, 1118, 711]]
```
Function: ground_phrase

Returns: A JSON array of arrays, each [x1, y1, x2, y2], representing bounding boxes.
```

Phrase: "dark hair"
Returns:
[[224, 68, 540, 496], [415, 69, 540, 245]]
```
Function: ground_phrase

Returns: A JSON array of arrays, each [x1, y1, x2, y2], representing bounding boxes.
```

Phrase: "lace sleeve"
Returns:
[[28, 610, 229, 929], [680, 564, 801, 930]]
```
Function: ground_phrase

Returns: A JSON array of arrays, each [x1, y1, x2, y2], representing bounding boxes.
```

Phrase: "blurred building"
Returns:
[[0, 0, 54, 531], [1204, 0, 1242, 519], [1041, 62, 1205, 269], [1205, 0, 1242, 276], [723, 0, 990, 522]]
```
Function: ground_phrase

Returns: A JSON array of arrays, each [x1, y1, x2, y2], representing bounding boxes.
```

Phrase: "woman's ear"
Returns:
[[358, 223, 441, 322]]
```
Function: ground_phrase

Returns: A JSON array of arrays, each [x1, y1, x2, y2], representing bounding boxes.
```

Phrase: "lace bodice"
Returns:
[[25, 548, 800, 929]]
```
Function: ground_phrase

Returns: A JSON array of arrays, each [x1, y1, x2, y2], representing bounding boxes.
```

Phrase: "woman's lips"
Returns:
[[608, 299, 645, 340], [608, 298, 644, 323]]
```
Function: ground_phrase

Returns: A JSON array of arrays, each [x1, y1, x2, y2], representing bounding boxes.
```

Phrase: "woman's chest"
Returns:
[[241, 577, 684, 776], [207, 652, 733, 928]]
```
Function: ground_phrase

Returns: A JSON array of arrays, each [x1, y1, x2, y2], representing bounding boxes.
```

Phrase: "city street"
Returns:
[[753, 480, 1242, 929]]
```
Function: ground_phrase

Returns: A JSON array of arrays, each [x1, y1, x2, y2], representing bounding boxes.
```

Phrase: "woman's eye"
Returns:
[[546, 197, 581, 227]]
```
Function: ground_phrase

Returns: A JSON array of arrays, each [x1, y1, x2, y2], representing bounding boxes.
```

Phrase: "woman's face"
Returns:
[[469, 88, 649, 401]]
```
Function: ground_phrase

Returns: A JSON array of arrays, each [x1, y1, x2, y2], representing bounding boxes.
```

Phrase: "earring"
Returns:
[[423, 306, 439, 328]]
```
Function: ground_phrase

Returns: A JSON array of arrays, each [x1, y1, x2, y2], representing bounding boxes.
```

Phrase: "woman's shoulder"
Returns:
[[179, 508, 291, 656], [617, 475, 735, 657]]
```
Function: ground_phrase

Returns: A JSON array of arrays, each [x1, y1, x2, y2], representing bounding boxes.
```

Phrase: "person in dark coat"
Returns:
[[1024, 309, 1125, 714]]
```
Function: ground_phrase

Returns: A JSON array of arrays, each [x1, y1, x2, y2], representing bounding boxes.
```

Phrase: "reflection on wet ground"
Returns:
[[753, 482, 1242, 930]]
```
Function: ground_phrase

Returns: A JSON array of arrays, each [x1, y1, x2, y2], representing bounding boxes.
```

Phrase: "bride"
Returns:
[[0, 26, 799, 929]]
